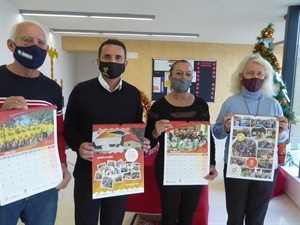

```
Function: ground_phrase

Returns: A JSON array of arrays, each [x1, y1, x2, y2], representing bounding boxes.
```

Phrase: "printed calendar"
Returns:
[[92, 123, 145, 199], [226, 114, 278, 181], [163, 121, 210, 185], [0, 106, 62, 205]]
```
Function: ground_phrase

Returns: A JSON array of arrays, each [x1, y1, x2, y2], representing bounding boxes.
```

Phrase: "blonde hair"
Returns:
[[230, 53, 277, 97], [169, 59, 192, 76]]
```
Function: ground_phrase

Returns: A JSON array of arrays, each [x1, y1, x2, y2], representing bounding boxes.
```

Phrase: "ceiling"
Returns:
[[6, 0, 300, 45]]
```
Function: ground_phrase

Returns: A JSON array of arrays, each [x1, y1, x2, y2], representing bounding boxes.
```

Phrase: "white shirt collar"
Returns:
[[98, 72, 122, 92]]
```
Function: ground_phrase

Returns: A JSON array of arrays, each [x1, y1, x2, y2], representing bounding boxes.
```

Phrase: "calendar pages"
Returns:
[[92, 123, 145, 199], [163, 121, 210, 185], [226, 114, 279, 181], [0, 106, 63, 205]]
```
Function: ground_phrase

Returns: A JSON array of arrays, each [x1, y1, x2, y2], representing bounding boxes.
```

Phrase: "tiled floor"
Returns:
[[206, 164, 300, 225], [18, 139, 300, 225]]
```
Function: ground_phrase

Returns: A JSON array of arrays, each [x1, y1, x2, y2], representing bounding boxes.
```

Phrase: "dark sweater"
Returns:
[[0, 65, 66, 162], [64, 77, 143, 178], [145, 96, 216, 169]]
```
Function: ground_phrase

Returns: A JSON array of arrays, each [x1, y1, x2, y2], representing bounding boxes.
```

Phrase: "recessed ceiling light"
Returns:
[[20, 10, 155, 20]]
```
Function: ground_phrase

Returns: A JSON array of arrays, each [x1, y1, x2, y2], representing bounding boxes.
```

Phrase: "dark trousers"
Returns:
[[155, 163, 202, 225], [223, 164, 277, 225], [74, 176, 127, 225]]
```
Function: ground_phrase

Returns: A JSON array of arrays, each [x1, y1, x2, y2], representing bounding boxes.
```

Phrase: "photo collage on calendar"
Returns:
[[91, 123, 145, 199], [226, 114, 279, 181], [166, 121, 209, 153]]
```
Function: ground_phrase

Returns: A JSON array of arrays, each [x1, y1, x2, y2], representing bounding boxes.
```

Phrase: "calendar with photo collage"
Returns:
[[92, 123, 145, 199], [163, 121, 210, 185], [226, 114, 279, 181], [0, 106, 62, 206]]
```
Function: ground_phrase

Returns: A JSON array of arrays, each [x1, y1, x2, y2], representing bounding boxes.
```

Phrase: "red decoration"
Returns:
[[277, 143, 287, 165]]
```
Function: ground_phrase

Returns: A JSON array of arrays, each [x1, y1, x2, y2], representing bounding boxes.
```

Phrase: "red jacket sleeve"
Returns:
[[57, 109, 66, 163]]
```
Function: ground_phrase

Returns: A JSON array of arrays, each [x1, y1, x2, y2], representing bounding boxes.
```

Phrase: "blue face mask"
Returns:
[[13, 44, 47, 69]]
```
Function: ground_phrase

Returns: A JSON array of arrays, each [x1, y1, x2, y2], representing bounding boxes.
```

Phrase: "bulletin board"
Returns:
[[152, 59, 217, 103]]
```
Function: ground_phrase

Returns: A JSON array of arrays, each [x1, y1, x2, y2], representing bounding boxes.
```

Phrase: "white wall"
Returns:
[[0, 0, 21, 64], [281, 166, 300, 208], [0, 0, 78, 110], [77, 53, 99, 82]]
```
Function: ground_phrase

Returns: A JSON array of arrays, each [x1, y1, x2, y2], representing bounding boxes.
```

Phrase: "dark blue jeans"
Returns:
[[0, 188, 58, 225]]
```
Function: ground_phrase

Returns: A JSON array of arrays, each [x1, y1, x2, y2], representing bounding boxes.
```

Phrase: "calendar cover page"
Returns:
[[0, 106, 63, 206], [226, 115, 278, 181], [92, 123, 145, 199], [163, 121, 210, 185]]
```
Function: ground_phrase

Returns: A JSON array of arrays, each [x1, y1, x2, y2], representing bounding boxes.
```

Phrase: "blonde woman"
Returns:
[[213, 54, 289, 225]]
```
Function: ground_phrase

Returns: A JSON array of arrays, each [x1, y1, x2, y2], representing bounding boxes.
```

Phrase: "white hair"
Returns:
[[9, 23, 19, 41], [9, 22, 47, 43], [230, 53, 277, 97]]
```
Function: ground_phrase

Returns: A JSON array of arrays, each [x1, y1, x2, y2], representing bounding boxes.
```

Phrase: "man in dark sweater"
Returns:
[[0, 21, 71, 225], [64, 39, 145, 225]]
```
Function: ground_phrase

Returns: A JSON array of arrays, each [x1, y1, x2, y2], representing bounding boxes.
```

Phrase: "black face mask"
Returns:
[[98, 61, 125, 79]]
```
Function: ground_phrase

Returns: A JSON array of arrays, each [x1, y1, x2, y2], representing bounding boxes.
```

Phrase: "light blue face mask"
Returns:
[[171, 77, 192, 93]]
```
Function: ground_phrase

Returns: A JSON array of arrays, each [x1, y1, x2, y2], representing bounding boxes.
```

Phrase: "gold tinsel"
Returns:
[[254, 24, 281, 73], [279, 99, 287, 105], [261, 27, 275, 39], [261, 46, 268, 52], [140, 91, 152, 122]]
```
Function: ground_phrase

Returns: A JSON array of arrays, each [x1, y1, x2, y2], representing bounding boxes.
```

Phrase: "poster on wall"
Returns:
[[152, 59, 217, 103]]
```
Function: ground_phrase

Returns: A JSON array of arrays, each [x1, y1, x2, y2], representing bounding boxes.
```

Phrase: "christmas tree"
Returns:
[[253, 23, 298, 165], [253, 23, 297, 125]]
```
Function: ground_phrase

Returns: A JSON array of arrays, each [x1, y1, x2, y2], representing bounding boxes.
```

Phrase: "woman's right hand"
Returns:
[[223, 113, 234, 133], [152, 119, 171, 139]]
